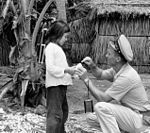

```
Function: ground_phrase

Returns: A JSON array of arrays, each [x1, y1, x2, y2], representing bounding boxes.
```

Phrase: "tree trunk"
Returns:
[[56, 0, 67, 22]]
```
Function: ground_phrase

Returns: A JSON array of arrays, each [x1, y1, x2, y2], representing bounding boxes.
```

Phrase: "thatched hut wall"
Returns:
[[70, 17, 96, 63], [70, 0, 150, 73], [93, 16, 150, 65]]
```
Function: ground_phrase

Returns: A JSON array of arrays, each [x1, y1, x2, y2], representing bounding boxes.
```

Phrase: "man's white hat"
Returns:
[[118, 34, 133, 62]]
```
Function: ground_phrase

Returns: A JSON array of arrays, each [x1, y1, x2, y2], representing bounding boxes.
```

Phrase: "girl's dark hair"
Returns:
[[44, 20, 70, 44]]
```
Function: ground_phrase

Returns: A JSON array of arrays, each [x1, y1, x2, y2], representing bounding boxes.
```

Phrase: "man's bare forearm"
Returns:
[[90, 65, 103, 79], [84, 78, 112, 102]]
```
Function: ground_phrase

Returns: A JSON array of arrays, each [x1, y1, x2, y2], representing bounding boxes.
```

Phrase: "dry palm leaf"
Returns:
[[20, 79, 29, 107], [0, 79, 14, 101]]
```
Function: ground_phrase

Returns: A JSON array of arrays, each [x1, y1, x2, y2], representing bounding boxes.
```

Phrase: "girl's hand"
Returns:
[[64, 66, 76, 75]]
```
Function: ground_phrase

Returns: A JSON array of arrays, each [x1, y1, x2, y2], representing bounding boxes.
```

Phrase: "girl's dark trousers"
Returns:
[[46, 85, 68, 133]]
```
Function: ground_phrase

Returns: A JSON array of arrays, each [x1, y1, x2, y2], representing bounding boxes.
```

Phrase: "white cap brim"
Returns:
[[118, 35, 133, 62]]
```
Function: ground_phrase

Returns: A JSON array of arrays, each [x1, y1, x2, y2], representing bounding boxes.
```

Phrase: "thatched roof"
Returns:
[[89, 0, 150, 16], [95, 1, 148, 16], [72, 0, 150, 19]]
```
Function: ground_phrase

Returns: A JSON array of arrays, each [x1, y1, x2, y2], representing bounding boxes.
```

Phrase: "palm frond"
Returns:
[[1, 0, 11, 18], [10, 0, 17, 15]]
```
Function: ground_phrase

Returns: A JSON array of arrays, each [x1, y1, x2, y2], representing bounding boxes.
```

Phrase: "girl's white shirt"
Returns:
[[45, 42, 72, 87]]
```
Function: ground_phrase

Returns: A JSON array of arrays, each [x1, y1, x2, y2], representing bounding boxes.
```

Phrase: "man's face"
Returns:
[[106, 44, 118, 66]]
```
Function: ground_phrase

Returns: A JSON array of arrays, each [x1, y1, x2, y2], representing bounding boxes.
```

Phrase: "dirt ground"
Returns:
[[0, 71, 150, 115], [67, 73, 150, 114], [0, 72, 150, 132]]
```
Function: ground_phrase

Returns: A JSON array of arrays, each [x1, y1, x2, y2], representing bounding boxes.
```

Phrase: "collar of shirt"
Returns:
[[114, 63, 129, 81]]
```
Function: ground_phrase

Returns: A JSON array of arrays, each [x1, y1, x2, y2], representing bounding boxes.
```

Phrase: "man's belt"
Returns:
[[139, 110, 150, 116], [139, 111, 150, 126]]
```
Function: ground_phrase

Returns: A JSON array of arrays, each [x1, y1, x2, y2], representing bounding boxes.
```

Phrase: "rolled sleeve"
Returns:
[[100, 68, 115, 82]]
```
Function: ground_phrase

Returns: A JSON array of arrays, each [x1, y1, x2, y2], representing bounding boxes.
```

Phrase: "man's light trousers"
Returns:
[[90, 102, 148, 133]]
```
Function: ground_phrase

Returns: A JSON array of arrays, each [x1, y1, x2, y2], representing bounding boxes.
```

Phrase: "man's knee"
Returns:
[[94, 102, 112, 113]]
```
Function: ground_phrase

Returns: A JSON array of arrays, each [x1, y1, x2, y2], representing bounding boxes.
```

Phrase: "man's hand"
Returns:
[[81, 57, 96, 69], [75, 66, 88, 81]]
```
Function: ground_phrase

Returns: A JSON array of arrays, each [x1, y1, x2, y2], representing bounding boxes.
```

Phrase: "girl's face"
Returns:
[[59, 33, 70, 46]]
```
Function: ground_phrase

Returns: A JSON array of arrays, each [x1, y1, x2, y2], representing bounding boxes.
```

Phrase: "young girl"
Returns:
[[44, 20, 75, 133]]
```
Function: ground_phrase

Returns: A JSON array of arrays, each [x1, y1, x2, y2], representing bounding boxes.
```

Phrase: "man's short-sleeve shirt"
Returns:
[[105, 63, 150, 111]]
